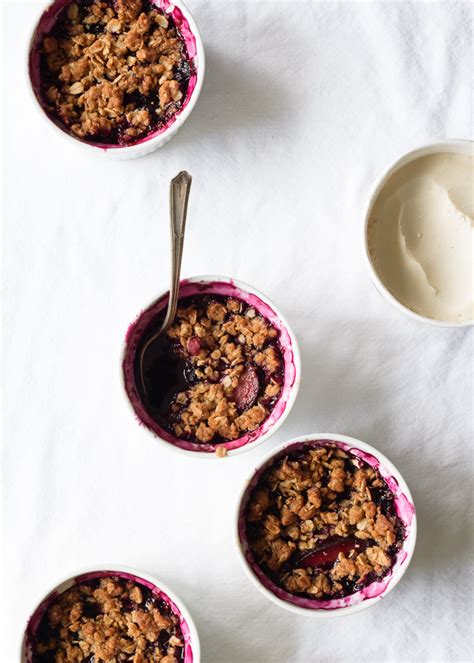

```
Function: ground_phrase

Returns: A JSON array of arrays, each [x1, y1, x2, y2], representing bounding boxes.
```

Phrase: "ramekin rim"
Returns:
[[120, 274, 302, 459], [234, 433, 417, 617], [19, 564, 201, 663], [25, 0, 205, 156]]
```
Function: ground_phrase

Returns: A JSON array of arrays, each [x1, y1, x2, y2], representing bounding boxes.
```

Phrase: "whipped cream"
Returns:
[[368, 152, 473, 323]]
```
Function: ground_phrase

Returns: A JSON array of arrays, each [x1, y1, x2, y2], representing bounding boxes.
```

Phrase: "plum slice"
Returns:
[[187, 336, 201, 356], [299, 536, 366, 569], [234, 365, 260, 411]]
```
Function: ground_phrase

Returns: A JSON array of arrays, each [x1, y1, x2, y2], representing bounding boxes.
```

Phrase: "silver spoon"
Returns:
[[139, 170, 192, 397]]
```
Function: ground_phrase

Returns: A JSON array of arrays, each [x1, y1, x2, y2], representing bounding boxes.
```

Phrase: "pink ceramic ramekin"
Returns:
[[235, 433, 416, 617], [26, 0, 205, 159], [20, 566, 200, 662], [122, 276, 301, 457]]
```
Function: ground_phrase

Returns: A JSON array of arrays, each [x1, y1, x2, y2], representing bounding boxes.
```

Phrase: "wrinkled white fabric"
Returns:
[[2, 1, 473, 662]]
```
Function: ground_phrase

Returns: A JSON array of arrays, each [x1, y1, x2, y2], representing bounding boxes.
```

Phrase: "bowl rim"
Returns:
[[234, 432, 417, 617], [19, 564, 201, 663], [120, 274, 302, 459], [25, 0, 205, 156], [362, 138, 474, 328]]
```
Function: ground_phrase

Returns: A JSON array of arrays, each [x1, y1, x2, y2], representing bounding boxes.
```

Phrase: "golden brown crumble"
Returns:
[[154, 296, 284, 444], [245, 445, 404, 599], [31, 576, 184, 662], [38, 0, 193, 144]]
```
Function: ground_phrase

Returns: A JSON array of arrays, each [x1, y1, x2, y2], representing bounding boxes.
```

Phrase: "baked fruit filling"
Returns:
[[245, 444, 405, 600], [38, 0, 194, 144], [137, 295, 284, 444], [31, 576, 185, 662]]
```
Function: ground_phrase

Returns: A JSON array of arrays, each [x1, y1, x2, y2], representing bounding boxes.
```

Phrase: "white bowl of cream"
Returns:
[[364, 140, 473, 326]]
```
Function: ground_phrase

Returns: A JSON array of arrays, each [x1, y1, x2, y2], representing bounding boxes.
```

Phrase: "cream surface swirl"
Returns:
[[368, 152, 473, 323]]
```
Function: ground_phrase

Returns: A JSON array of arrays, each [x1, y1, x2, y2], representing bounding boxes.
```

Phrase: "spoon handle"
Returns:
[[138, 171, 192, 398], [161, 170, 192, 333]]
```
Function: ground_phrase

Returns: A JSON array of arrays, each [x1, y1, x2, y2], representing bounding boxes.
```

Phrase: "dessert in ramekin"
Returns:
[[236, 434, 416, 616], [27, 0, 205, 158], [364, 139, 473, 326], [21, 567, 200, 662], [122, 277, 301, 457]]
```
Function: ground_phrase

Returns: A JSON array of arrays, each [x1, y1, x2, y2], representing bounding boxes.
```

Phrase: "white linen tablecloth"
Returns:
[[2, 1, 473, 661]]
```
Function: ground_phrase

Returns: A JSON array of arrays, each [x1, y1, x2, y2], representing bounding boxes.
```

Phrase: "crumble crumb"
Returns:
[[150, 295, 284, 445]]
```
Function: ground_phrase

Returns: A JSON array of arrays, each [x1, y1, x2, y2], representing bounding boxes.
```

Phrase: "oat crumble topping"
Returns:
[[38, 0, 193, 144], [138, 295, 284, 444], [31, 576, 185, 662], [245, 444, 405, 599]]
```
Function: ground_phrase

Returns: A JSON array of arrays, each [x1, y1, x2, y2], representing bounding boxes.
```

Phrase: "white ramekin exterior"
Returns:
[[26, 0, 205, 160], [20, 565, 201, 663], [363, 139, 473, 327], [121, 275, 301, 458], [235, 433, 417, 617]]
